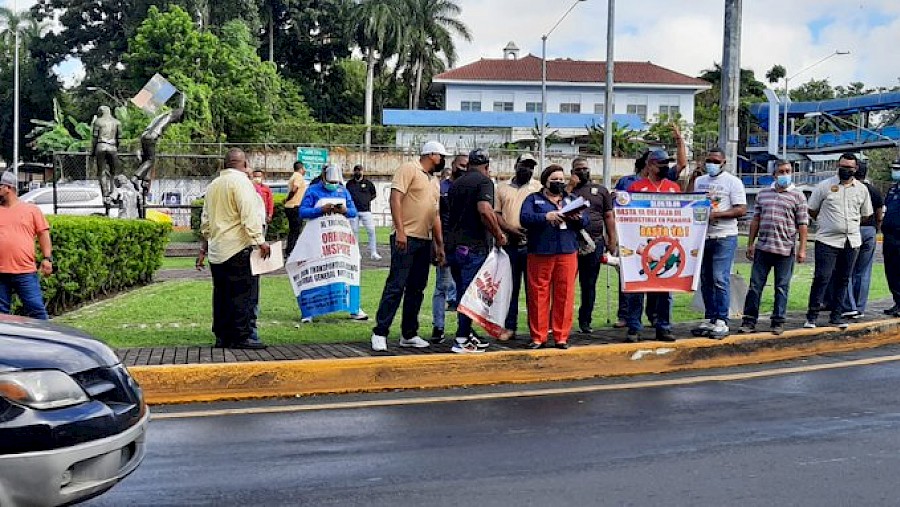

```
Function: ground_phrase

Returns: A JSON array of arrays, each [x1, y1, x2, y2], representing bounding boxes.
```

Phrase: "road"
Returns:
[[88, 351, 900, 506]]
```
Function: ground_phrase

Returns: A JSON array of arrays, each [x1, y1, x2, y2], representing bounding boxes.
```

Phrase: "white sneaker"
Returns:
[[371, 334, 388, 351], [349, 310, 369, 321], [803, 320, 817, 329], [710, 319, 729, 338], [301, 317, 313, 324], [398, 336, 430, 348], [371, 252, 382, 261], [452, 338, 485, 354]]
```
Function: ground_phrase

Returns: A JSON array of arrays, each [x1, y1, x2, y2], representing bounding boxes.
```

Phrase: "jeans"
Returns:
[[209, 248, 257, 345], [503, 244, 528, 332], [807, 240, 858, 322], [0, 272, 49, 320], [284, 206, 302, 256], [885, 236, 900, 307], [350, 211, 378, 257], [431, 265, 457, 330], [741, 250, 795, 326], [844, 226, 876, 314], [449, 245, 488, 338], [373, 235, 432, 339], [700, 235, 738, 323], [624, 292, 672, 333], [577, 244, 605, 328]]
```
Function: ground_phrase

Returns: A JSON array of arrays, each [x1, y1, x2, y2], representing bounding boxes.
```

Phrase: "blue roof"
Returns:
[[750, 91, 900, 126], [382, 109, 645, 130]]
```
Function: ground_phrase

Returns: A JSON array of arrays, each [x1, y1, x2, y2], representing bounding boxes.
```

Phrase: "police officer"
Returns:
[[882, 159, 900, 317]]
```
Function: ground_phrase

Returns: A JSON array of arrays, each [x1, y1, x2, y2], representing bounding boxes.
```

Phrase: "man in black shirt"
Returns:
[[446, 148, 507, 353], [837, 162, 884, 318], [569, 158, 617, 333], [346, 164, 381, 260]]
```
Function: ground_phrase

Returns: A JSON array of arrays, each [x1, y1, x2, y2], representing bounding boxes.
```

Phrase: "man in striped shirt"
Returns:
[[738, 160, 808, 335]]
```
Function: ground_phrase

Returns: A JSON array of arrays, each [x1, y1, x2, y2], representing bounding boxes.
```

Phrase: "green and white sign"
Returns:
[[297, 147, 329, 182]]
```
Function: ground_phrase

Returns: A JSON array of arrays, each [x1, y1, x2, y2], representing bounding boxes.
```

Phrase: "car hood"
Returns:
[[0, 315, 119, 374]]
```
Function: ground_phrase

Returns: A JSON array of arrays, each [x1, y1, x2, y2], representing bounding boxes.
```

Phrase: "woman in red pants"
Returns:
[[519, 165, 589, 349]]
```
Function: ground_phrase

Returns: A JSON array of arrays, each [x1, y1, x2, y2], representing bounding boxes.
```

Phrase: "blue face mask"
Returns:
[[324, 182, 339, 191], [892, 170, 900, 182], [776, 174, 792, 188], [705, 163, 722, 177]]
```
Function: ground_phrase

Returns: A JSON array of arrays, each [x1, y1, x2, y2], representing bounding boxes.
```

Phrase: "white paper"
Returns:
[[315, 197, 346, 209], [560, 196, 588, 215], [251, 241, 285, 275]]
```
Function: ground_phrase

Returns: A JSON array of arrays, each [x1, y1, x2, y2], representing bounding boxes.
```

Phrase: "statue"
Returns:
[[134, 93, 186, 197], [109, 174, 141, 219], [90, 106, 122, 204]]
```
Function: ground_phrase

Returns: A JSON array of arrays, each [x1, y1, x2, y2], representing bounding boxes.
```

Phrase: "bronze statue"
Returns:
[[110, 174, 141, 219], [134, 93, 186, 196], [90, 106, 122, 203]]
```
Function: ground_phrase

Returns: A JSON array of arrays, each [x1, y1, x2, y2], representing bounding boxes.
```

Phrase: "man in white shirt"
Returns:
[[691, 148, 747, 339]]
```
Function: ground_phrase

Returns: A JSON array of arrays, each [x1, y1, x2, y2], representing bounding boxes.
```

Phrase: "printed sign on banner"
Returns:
[[614, 192, 711, 293], [285, 215, 361, 318]]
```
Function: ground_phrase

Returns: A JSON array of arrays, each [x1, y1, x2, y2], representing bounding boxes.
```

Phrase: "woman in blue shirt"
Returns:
[[520, 165, 589, 349]]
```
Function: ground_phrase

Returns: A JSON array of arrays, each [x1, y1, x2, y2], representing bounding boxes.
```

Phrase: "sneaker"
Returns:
[[828, 318, 849, 330], [655, 328, 676, 342], [709, 319, 729, 339], [625, 329, 640, 343], [771, 324, 784, 335], [371, 333, 388, 351], [884, 305, 900, 316], [452, 338, 485, 354], [737, 322, 756, 334], [231, 339, 267, 350], [842, 310, 859, 319], [803, 320, 817, 329], [579, 324, 592, 334], [691, 321, 715, 337], [399, 336, 430, 348], [430, 327, 445, 344], [370, 252, 382, 261], [468, 334, 490, 349], [852, 313, 864, 320], [301, 317, 313, 324], [349, 310, 369, 321]]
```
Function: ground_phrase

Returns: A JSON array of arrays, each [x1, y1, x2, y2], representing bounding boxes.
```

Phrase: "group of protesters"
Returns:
[[197, 142, 900, 353]]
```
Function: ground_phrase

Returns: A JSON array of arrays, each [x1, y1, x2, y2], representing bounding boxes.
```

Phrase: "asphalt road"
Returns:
[[88, 353, 900, 506]]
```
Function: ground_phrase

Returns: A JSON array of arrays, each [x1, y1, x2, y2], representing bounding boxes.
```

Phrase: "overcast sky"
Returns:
[[4, 0, 898, 90]]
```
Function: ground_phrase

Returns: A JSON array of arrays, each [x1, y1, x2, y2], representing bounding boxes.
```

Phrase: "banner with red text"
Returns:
[[614, 192, 711, 293], [285, 215, 361, 317]]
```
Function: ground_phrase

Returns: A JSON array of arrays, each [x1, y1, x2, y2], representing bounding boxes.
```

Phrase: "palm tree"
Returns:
[[399, 0, 471, 110]]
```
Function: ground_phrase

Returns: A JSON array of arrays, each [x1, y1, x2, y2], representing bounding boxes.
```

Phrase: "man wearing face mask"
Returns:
[[882, 160, 900, 317], [569, 158, 617, 334], [346, 164, 381, 260], [371, 141, 448, 351], [836, 161, 883, 319], [252, 169, 274, 225], [430, 155, 466, 343], [805, 153, 873, 330], [690, 148, 747, 339], [738, 160, 808, 335], [494, 153, 542, 341]]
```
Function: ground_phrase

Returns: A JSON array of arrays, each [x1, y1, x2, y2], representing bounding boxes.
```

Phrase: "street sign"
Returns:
[[297, 147, 328, 182]]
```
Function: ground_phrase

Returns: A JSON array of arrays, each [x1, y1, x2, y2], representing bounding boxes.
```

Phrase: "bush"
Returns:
[[190, 194, 289, 243], [40, 216, 171, 315]]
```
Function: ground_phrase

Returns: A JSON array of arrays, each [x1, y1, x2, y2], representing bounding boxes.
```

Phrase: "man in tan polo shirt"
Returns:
[[371, 140, 449, 351], [284, 161, 307, 255]]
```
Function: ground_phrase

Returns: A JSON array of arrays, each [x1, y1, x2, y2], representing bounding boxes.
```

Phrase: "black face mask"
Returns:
[[547, 181, 566, 195], [515, 168, 534, 184], [838, 166, 855, 181], [572, 168, 589, 187], [353, 173, 362, 180], [434, 156, 446, 173]]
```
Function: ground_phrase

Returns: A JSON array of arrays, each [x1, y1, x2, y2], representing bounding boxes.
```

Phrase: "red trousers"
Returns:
[[526, 253, 578, 344]]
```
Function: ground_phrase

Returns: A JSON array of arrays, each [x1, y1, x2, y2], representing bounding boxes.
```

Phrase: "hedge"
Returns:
[[191, 194, 289, 242], [38, 216, 171, 315]]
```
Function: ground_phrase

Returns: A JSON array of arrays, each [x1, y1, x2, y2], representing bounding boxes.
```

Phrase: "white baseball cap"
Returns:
[[420, 140, 452, 156]]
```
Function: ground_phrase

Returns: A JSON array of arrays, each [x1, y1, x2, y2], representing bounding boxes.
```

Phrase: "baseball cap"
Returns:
[[468, 148, 490, 167], [0, 171, 16, 188], [516, 153, 538, 166], [646, 149, 674, 163], [421, 140, 452, 156]]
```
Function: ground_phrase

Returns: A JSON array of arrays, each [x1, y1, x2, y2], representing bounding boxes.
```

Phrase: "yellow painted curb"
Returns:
[[130, 319, 900, 405]]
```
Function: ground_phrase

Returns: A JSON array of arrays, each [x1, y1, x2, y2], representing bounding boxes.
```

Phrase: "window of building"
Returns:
[[658, 95, 681, 120], [559, 103, 581, 113], [461, 101, 482, 112], [493, 101, 514, 112], [525, 102, 542, 113], [593, 103, 605, 114], [626, 95, 648, 122]]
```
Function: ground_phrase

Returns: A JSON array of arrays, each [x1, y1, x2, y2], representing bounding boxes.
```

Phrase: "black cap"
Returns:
[[468, 148, 490, 167]]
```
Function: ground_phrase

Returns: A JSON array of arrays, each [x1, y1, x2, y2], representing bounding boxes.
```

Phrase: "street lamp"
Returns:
[[804, 111, 900, 159], [781, 50, 850, 159], [540, 0, 587, 169]]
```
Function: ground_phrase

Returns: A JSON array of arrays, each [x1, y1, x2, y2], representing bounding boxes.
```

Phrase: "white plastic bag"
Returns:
[[458, 248, 513, 338]]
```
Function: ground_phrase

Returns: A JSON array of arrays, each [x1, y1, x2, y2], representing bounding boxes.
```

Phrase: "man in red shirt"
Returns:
[[252, 169, 274, 225], [0, 171, 53, 319], [623, 150, 680, 342]]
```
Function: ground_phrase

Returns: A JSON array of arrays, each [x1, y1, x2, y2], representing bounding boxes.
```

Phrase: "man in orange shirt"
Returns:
[[0, 171, 53, 319]]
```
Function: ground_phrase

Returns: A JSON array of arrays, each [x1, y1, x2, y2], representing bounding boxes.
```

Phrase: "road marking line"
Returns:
[[152, 353, 900, 420]]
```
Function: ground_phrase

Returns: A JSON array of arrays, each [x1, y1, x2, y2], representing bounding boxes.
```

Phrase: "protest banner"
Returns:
[[285, 215, 361, 318], [614, 192, 711, 293]]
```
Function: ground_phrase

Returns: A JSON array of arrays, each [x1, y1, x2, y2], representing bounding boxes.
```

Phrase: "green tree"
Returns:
[[765, 64, 785, 84], [586, 121, 644, 157], [352, 0, 405, 134], [790, 78, 834, 101]]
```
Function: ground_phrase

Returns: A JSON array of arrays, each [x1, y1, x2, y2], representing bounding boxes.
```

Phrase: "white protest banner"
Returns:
[[614, 192, 711, 293], [285, 215, 361, 318]]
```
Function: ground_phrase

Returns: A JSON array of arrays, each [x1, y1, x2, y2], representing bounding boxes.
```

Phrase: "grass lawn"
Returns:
[[159, 256, 199, 269]]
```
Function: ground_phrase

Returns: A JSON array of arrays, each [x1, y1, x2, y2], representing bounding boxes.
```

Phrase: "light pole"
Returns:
[[804, 111, 900, 159], [12, 0, 19, 179], [540, 0, 587, 169], [781, 50, 850, 159], [601, 0, 615, 189]]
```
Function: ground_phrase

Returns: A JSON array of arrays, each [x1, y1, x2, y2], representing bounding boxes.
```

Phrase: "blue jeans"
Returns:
[[449, 245, 488, 339], [624, 292, 672, 333], [844, 226, 876, 314], [431, 265, 457, 330], [700, 235, 738, 323], [807, 240, 858, 322], [741, 250, 794, 326], [503, 244, 528, 331], [0, 272, 49, 320]]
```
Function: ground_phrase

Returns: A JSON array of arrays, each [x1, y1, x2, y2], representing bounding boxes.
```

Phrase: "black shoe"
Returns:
[[230, 339, 268, 349], [526, 341, 543, 350], [828, 318, 849, 330], [579, 324, 592, 334], [625, 330, 640, 343], [655, 329, 676, 342], [555, 342, 569, 349], [431, 327, 445, 343], [885, 306, 900, 316], [213, 340, 228, 348], [771, 324, 784, 336]]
